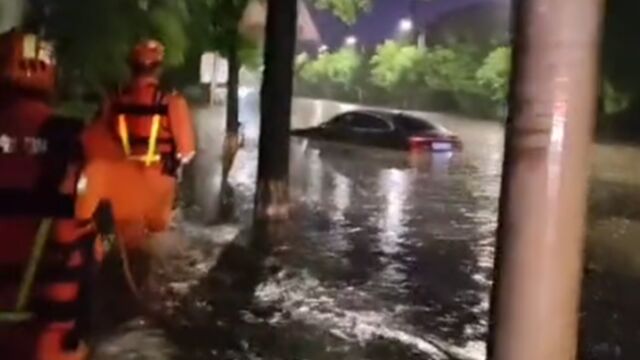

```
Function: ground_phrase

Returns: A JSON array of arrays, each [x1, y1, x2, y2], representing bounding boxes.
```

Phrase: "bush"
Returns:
[[476, 46, 511, 102], [299, 48, 364, 101], [295, 41, 510, 119]]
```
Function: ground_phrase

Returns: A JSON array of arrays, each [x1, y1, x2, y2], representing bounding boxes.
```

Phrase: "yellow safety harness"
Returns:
[[0, 219, 53, 323], [118, 113, 163, 166]]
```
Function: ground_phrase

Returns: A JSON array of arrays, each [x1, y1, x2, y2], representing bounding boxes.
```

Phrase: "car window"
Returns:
[[394, 115, 438, 133], [323, 115, 346, 128], [348, 114, 392, 131]]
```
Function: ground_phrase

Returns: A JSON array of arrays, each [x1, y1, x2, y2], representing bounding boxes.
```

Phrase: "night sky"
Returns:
[[306, 0, 508, 50], [308, 0, 413, 50]]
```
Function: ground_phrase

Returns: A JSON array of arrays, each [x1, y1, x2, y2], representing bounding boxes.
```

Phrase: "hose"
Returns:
[[93, 200, 143, 302], [107, 233, 143, 302]]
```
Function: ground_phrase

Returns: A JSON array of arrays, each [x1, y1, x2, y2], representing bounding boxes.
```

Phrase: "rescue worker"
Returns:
[[81, 39, 195, 251], [0, 30, 104, 360]]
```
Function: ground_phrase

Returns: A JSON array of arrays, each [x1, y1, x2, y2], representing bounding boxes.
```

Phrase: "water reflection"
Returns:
[[332, 172, 351, 220], [254, 138, 498, 359]]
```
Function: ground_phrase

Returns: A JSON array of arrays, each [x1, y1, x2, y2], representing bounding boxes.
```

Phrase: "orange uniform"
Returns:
[[0, 31, 101, 360], [80, 40, 195, 250]]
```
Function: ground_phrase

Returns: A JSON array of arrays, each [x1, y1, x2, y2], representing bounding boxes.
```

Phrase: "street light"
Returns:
[[399, 18, 413, 33], [344, 35, 358, 47]]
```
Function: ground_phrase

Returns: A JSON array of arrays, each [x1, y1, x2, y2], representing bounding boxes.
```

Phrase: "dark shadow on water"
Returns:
[[580, 268, 640, 360], [160, 222, 281, 359], [579, 178, 640, 359], [588, 179, 640, 221]]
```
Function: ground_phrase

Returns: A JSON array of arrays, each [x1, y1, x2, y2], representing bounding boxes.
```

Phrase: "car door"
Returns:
[[323, 113, 356, 142], [347, 114, 394, 147]]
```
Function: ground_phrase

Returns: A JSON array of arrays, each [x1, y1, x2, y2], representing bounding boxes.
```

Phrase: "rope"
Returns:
[[103, 233, 143, 302], [16, 219, 53, 310], [0, 219, 53, 323]]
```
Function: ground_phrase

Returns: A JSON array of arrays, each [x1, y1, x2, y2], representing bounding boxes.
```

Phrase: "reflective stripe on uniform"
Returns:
[[146, 114, 162, 166], [118, 113, 164, 165], [118, 114, 131, 156]]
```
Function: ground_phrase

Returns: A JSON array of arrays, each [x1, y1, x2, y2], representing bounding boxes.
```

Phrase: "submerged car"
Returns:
[[291, 110, 462, 152]]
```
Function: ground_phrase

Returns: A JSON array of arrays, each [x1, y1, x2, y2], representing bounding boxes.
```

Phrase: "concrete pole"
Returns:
[[488, 0, 604, 359]]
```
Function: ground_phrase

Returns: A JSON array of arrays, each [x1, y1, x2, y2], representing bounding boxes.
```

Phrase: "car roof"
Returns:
[[347, 109, 395, 120], [343, 110, 449, 132]]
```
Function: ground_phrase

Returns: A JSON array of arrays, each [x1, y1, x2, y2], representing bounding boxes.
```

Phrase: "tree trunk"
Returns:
[[219, 35, 242, 222], [226, 36, 240, 136], [487, 0, 604, 359], [254, 0, 298, 221]]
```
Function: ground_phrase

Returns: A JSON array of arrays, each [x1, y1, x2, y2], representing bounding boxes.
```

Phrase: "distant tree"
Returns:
[[370, 42, 425, 90], [147, 1, 190, 68], [311, 0, 371, 25], [299, 53, 328, 83], [295, 39, 510, 117], [211, 0, 254, 139], [41, 0, 204, 96], [602, 0, 640, 106], [327, 48, 362, 89], [299, 48, 362, 99], [476, 46, 511, 102], [42, 0, 142, 96], [294, 52, 310, 73], [599, 0, 640, 139], [603, 80, 630, 115], [422, 45, 483, 94]]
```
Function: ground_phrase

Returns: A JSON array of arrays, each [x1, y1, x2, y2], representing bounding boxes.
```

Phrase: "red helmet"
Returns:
[[0, 30, 56, 96], [130, 39, 165, 69]]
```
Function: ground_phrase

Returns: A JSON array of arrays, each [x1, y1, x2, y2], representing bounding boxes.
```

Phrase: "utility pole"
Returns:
[[254, 0, 298, 221], [488, 0, 605, 359]]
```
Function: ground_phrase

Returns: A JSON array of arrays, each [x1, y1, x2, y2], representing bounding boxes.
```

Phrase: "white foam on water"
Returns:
[[256, 271, 486, 360]]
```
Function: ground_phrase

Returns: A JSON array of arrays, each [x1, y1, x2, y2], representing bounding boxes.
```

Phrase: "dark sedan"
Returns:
[[291, 110, 462, 152]]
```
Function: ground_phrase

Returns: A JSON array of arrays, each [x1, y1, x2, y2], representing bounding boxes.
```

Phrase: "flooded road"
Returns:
[[224, 141, 500, 359], [95, 97, 640, 359]]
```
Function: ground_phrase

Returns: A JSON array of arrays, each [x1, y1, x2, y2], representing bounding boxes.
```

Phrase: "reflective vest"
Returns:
[[109, 81, 195, 169], [114, 91, 173, 166]]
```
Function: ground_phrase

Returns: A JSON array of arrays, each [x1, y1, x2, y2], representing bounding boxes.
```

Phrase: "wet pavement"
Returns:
[[93, 97, 640, 359]]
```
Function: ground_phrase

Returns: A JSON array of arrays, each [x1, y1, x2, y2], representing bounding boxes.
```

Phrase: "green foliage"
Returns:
[[311, 0, 371, 25], [211, 0, 250, 51], [43, 0, 144, 94], [326, 48, 362, 88], [295, 52, 310, 71], [422, 45, 484, 94], [37, 0, 261, 95], [476, 46, 511, 101], [296, 40, 506, 116], [300, 48, 362, 90], [603, 81, 630, 115], [602, 0, 640, 98], [211, 0, 262, 67], [147, 1, 190, 68], [239, 38, 263, 70], [299, 53, 328, 83], [369, 41, 426, 90]]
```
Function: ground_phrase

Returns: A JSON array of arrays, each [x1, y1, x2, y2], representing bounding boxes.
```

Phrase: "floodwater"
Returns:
[[93, 97, 640, 360]]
